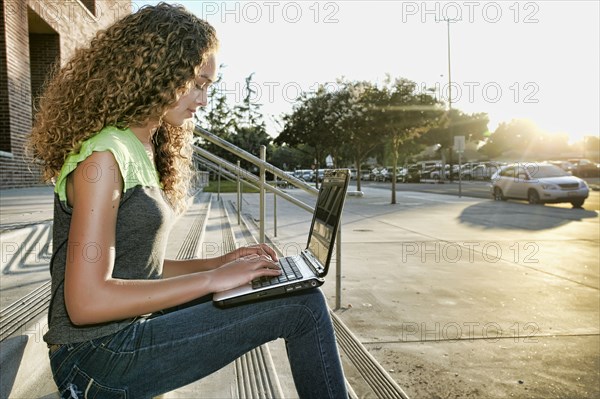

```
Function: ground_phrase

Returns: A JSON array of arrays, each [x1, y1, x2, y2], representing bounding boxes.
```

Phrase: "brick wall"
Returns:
[[29, 33, 60, 113], [0, 1, 10, 153], [0, 0, 130, 189]]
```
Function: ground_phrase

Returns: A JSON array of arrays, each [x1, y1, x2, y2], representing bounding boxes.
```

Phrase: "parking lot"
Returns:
[[360, 179, 600, 211]]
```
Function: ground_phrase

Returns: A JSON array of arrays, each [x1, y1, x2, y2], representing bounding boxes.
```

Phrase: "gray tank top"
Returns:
[[44, 126, 175, 344]]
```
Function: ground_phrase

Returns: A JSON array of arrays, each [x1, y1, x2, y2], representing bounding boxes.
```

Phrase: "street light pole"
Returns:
[[442, 18, 458, 186], [440, 18, 454, 183], [447, 18, 452, 112]]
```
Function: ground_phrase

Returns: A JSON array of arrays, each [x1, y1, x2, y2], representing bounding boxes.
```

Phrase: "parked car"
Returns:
[[548, 160, 575, 173], [374, 167, 387, 182], [377, 167, 398, 182], [490, 163, 589, 208], [568, 159, 600, 178], [470, 162, 502, 180], [313, 169, 325, 182], [460, 163, 478, 180], [428, 165, 445, 180], [399, 165, 421, 183], [295, 169, 314, 182], [348, 168, 357, 180], [421, 165, 445, 180], [369, 168, 383, 181]]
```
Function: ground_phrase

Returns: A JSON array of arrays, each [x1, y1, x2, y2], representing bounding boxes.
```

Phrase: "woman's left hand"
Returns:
[[227, 244, 278, 263]]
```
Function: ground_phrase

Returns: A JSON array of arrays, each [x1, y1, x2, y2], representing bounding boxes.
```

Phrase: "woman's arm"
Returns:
[[64, 151, 281, 326], [162, 244, 279, 278]]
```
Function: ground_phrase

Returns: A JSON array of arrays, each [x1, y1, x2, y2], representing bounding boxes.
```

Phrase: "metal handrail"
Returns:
[[192, 148, 314, 213], [192, 125, 345, 309], [194, 125, 318, 195]]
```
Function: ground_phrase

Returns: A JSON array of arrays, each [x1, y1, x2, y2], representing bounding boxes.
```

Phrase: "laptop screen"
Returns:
[[306, 169, 350, 275]]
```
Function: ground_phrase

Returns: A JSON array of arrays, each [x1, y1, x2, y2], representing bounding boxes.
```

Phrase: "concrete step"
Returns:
[[222, 200, 299, 397], [1, 222, 53, 310], [222, 199, 295, 398], [0, 314, 59, 399]]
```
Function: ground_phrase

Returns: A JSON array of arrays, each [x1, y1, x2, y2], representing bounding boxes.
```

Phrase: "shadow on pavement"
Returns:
[[458, 201, 598, 230], [0, 335, 28, 398]]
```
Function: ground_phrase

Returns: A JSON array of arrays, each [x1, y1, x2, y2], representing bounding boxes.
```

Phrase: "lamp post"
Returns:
[[440, 17, 460, 186], [446, 18, 453, 112], [437, 17, 458, 110]]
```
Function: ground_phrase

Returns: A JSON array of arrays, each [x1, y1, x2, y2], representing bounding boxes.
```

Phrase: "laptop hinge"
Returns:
[[301, 250, 325, 276]]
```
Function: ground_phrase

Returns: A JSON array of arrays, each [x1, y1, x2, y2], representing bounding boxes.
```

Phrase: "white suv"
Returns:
[[490, 163, 589, 208]]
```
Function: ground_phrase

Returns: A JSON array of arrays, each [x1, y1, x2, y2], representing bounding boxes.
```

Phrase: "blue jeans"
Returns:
[[49, 289, 348, 399]]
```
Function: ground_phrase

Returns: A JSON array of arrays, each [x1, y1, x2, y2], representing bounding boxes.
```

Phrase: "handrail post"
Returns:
[[237, 160, 241, 225], [217, 165, 221, 200], [273, 175, 277, 237], [335, 224, 342, 310], [259, 146, 266, 244]]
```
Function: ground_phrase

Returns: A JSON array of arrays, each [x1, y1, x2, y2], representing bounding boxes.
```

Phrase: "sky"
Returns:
[[136, 1, 600, 142]]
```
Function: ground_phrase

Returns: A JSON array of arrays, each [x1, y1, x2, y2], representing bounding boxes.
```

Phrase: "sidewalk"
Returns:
[[0, 186, 55, 308], [1, 185, 599, 398], [0, 185, 55, 229]]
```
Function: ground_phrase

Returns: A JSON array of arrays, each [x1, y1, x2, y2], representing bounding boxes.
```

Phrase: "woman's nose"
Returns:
[[195, 90, 208, 107]]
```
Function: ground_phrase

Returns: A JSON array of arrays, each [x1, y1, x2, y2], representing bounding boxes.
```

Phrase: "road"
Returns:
[[355, 180, 600, 211]]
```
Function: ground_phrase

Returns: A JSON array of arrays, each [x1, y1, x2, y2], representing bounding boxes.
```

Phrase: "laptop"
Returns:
[[213, 169, 350, 307]]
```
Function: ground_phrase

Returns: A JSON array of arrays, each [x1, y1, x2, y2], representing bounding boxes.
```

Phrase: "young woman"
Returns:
[[28, 3, 348, 398]]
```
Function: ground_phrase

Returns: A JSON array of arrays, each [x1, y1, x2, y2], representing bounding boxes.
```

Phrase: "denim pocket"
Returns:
[[58, 364, 127, 399]]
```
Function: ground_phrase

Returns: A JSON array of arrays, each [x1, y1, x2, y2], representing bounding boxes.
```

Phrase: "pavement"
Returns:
[[226, 186, 600, 398], [1, 184, 599, 398]]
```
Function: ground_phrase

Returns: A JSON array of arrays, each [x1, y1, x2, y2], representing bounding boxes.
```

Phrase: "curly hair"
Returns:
[[27, 2, 218, 212]]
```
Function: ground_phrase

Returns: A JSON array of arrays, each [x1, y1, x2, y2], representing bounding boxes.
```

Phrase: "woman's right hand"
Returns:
[[208, 254, 281, 292]]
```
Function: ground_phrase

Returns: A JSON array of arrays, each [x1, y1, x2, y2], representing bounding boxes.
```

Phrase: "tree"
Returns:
[[233, 73, 264, 129], [479, 118, 543, 159], [270, 144, 314, 170], [584, 136, 600, 158], [229, 73, 273, 172], [379, 78, 445, 204], [275, 87, 342, 187], [419, 108, 489, 178], [334, 81, 387, 192], [230, 125, 272, 172], [194, 65, 236, 162]]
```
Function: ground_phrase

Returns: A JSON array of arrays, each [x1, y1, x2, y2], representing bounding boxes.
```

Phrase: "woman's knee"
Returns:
[[299, 288, 329, 312], [283, 289, 330, 332]]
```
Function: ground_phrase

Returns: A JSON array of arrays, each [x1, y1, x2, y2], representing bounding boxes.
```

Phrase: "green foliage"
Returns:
[[194, 65, 237, 162], [195, 70, 273, 171], [479, 119, 571, 160], [275, 86, 342, 169], [334, 80, 387, 190], [270, 144, 314, 170], [377, 78, 446, 202], [233, 72, 266, 130], [203, 179, 259, 193], [275, 78, 447, 194], [416, 107, 488, 169], [420, 109, 489, 148]]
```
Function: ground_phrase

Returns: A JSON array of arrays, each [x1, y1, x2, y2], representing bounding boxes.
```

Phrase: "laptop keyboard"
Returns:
[[251, 256, 303, 289]]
